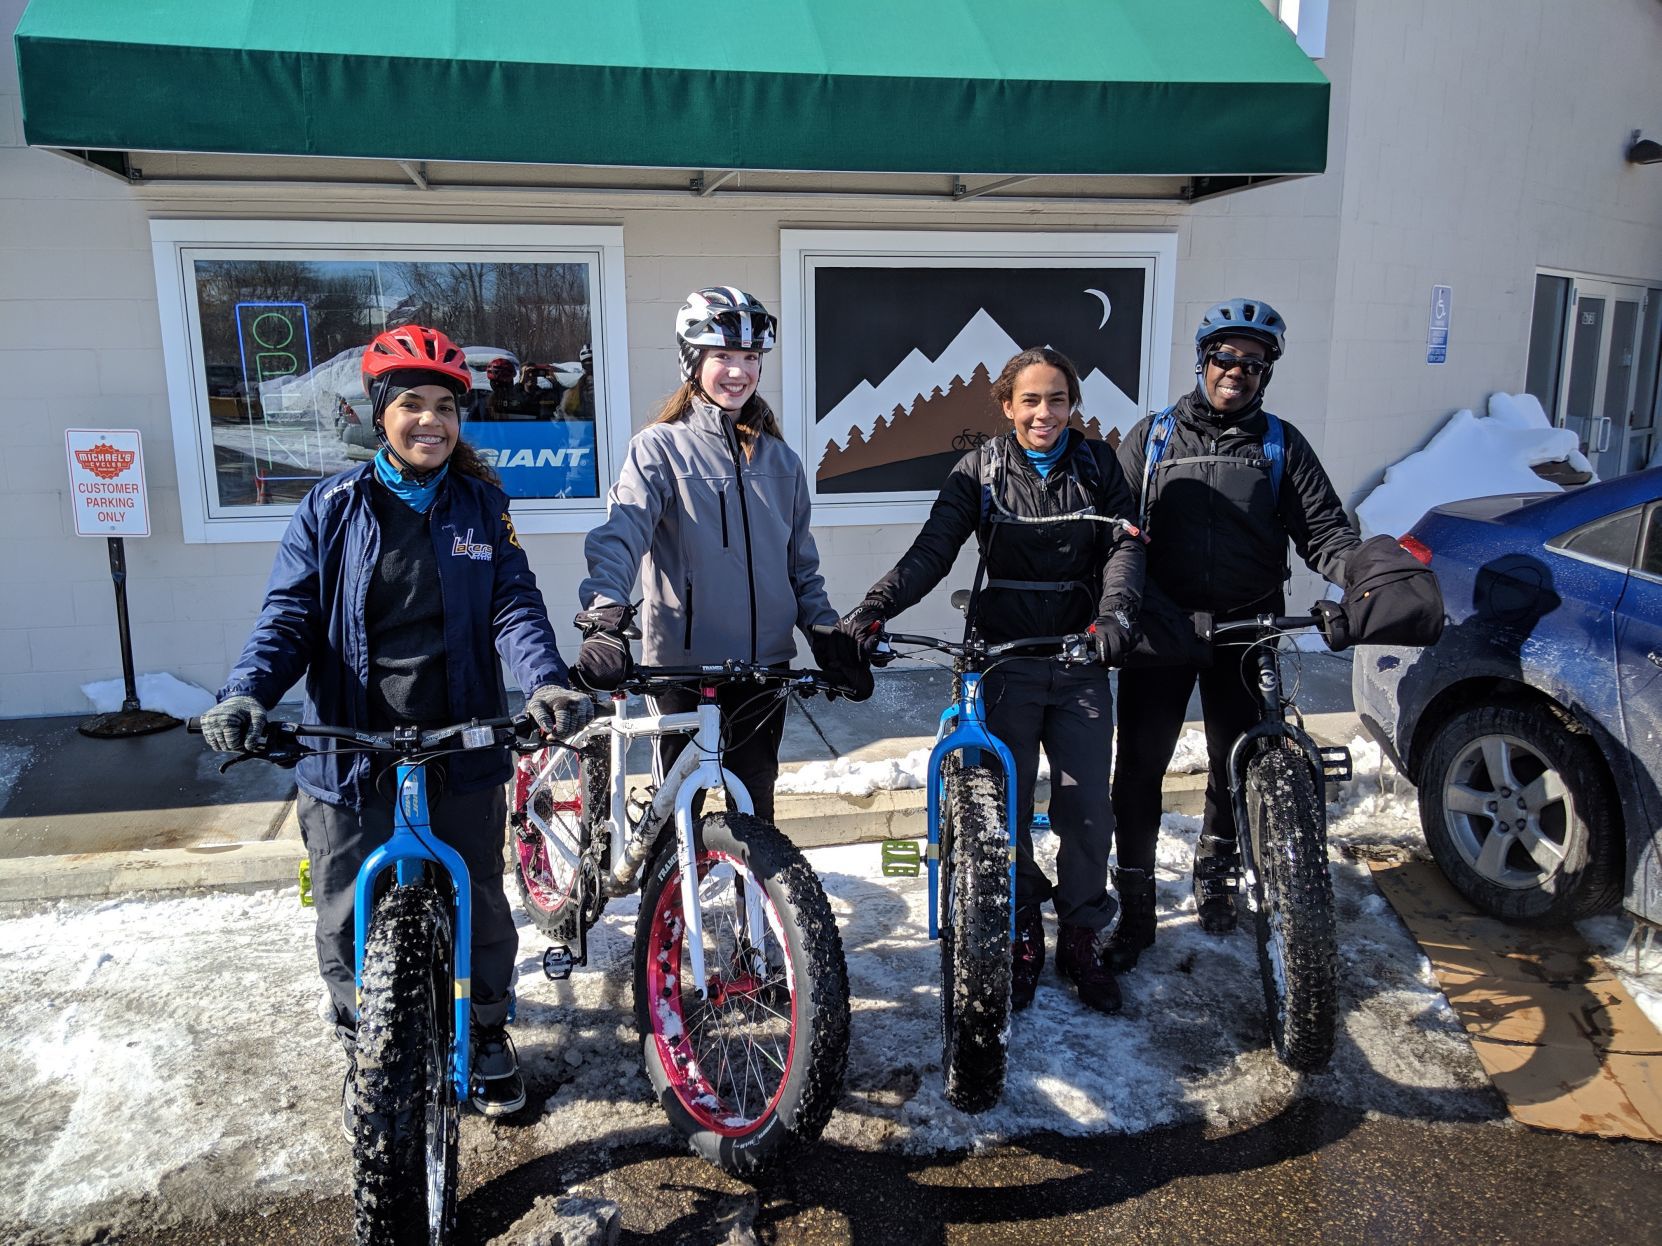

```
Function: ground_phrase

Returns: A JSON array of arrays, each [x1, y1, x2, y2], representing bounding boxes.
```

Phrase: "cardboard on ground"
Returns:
[[1369, 857, 1662, 1142]]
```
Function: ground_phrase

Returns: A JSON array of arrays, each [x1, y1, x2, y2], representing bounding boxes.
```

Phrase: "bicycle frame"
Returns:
[[539, 687, 758, 1001], [926, 670, 1020, 941], [353, 756, 475, 1101]]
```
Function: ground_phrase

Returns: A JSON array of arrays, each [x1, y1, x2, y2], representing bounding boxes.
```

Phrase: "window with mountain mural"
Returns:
[[806, 262, 1152, 498]]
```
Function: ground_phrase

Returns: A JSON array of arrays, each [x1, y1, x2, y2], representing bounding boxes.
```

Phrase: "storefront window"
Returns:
[[153, 223, 628, 542]]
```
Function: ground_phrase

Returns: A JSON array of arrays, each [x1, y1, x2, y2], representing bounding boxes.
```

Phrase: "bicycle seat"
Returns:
[[951, 589, 972, 614]]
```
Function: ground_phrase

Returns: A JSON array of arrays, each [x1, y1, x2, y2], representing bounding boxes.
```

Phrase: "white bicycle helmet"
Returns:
[[675, 287, 777, 381]]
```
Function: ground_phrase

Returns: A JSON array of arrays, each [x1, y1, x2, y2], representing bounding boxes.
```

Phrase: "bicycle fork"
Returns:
[[353, 761, 475, 1100]]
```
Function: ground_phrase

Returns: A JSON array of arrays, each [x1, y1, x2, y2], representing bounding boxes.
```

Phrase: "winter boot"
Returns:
[[1055, 924, 1123, 1015], [339, 1044, 358, 1141], [471, 1025, 527, 1117], [1011, 903, 1046, 1012], [1105, 867, 1157, 973], [1192, 842, 1240, 936]]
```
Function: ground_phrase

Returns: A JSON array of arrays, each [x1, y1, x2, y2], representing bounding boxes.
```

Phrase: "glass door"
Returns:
[[1558, 280, 1650, 478]]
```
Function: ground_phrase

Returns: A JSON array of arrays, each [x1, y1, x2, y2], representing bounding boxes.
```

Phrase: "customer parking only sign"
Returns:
[[65, 429, 151, 537]]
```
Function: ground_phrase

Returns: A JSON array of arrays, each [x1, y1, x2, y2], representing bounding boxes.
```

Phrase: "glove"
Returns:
[[573, 604, 632, 692], [526, 684, 596, 739], [837, 599, 888, 664], [1089, 607, 1140, 668], [1310, 600, 1351, 651], [201, 694, 268, 753], [809, 625, 874, 702]]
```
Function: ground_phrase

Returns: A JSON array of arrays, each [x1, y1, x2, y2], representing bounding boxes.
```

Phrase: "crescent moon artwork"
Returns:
[[1084, 288, 1112, 329]]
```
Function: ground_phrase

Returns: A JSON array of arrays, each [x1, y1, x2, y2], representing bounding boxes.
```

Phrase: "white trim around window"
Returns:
[[151, 220, 631, 543]]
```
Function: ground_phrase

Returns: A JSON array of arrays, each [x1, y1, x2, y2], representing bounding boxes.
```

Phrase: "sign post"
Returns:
[[64, 429, 179, 738]]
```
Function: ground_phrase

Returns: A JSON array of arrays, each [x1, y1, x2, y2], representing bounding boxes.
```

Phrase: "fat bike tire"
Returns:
[[939, 758, 1011, 1114], [352, 880, 459, 1245], [511, 742, 611, 940], [1244, 745, 1339, 1072], [634, 812, 850, 1179]]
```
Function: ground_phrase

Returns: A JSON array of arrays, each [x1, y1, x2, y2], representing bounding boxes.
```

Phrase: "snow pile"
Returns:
[[1355, 391, 1592, 539], [1325, 734, 1423, 856], [777, 747, 933, 796], [1167, 728, 1209, 774], [80, 672, 217, 719]]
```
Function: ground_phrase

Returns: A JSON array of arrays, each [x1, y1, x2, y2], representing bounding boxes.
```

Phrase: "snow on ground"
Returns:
[[0, 742, 32, 811], [80, 672, 217, 719], [0, 779, 1505, 1235], [1355, 391, 1591, 539]]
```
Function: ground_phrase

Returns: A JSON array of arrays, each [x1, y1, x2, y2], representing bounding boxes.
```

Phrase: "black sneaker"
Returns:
[[1011, 903, 1046, 1012], [471, 1026, 527, 1117], [340, 1052, 357, 1141], [1193, 854, 1240, 935]]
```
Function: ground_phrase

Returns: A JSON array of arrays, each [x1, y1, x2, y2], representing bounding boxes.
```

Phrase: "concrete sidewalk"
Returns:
[[0, 656, 1362, 904]]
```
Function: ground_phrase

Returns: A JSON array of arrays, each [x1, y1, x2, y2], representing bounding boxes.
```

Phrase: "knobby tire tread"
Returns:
[[1245, 746, 1339, 1072], [352, 881, 457, 1246], [633, 812, 850, 1179], [941, 760, 1011, 1114]]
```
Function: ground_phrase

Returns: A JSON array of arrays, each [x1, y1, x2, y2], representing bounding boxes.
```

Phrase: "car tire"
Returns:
[[1419, 704, 1621, 924]]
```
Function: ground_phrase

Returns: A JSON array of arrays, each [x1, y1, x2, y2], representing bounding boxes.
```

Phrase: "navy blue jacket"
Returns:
[[219, 464, 569, 809]]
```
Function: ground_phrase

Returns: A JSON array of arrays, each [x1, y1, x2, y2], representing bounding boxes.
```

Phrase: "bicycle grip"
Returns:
[[185, 717, 203, 733]]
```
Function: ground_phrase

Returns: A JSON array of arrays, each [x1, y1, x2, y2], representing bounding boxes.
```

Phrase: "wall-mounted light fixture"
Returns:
[[1627, 130, 1662, 165]]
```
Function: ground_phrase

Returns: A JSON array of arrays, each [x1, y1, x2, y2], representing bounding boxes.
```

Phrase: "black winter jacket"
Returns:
[[1118, 390, 1358, 615], [864, 430, 1144, 646]]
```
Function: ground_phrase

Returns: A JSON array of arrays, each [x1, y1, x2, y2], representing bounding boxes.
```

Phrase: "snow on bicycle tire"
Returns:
[[1244, 744, 1339, 1072], [940, 757, 1012, 1113], [352, 880, 460, 1245], [633, 812, 849, 1178]]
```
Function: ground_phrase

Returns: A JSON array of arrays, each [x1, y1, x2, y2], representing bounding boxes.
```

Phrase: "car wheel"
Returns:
[[1419, 704, 1621, 924]]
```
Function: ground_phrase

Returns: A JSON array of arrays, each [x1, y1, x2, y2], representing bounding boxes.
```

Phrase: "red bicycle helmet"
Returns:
[[360, 325, 472, 398]]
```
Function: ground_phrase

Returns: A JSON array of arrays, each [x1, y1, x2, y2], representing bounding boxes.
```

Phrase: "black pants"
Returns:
[[651, 682, 789, 825], [1111, 643, 1262, 875], [297, 782, 517, 1043], [983, 658, 1119, 929]]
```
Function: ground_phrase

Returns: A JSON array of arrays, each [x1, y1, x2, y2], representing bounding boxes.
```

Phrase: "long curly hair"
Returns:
[[448, 439, 500, 487]]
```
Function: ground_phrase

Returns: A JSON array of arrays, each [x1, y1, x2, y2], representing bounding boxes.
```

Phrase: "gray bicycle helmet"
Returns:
[[1195, 297, 1287, 361], [675, 287, 777, 381]]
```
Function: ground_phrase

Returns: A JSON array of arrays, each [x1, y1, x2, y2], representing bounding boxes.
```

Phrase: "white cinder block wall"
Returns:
[[3, 0, 1660, 716]]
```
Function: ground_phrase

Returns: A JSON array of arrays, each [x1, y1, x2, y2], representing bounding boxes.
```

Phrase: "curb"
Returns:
[[0, 714, 1361, 905]]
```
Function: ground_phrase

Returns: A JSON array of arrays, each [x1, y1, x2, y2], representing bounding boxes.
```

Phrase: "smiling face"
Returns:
[[379, 383, 460, 471], [697, 348, 762, 411], [1201, 335, 1270, 414], [1001, 363, 1072, 451]]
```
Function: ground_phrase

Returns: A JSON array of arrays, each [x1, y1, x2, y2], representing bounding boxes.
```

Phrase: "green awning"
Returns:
[[15, 0, 1329, 177]]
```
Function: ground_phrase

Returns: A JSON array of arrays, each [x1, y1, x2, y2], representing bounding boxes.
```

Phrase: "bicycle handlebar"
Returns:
[[186, 713, 539, 765], [621, 662, 857, 699], [1210, 610, 1328, 642], [877, 629, 1095, 664]]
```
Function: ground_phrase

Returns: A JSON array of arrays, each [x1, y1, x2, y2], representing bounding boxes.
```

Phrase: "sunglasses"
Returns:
[[1206, 350, 1271, 377]]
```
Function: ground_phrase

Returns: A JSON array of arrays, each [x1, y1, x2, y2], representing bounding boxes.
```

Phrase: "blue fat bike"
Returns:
[[193, 712, 539, 1245], [875, 601, 1096, 1113]]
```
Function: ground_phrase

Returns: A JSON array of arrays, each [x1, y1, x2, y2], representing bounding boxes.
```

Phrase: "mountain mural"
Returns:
[[814, 308, 1142, 493]]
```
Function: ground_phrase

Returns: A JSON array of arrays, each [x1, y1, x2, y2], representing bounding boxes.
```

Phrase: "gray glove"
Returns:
[[201, 694, 268, 753], [526, 684, 595, 739]]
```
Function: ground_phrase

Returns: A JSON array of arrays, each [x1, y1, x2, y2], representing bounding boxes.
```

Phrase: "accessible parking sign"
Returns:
[[66, 428, 151, 536]]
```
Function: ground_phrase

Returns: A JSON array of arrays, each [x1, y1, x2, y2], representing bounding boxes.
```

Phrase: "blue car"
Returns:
[[1353, 467, 1662, 926]]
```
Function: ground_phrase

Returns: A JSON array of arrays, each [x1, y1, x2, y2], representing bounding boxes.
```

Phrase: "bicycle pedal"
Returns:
[[1319, 745, 1353, 783], [298, 859, 313, 908], [880, 839, 921, 877], [1030, 812, 1051, 834], [542, 945, 580, 980]]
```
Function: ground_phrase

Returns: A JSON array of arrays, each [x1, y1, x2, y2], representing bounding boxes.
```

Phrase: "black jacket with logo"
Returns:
[[864, 429, 1144, 645], [1117, 390, 1358, 616]]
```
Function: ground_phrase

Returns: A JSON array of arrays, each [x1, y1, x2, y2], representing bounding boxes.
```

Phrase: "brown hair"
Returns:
[[990, 346, 1083, 411], [651, 380, 783, 455], [448, 440, 500, 487]]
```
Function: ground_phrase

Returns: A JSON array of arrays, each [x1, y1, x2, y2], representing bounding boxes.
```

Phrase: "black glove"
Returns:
[[526, 683, 596, 738], [837, 599, 888, 665], [809, 624, 874, 702], [573, 604, 632, 692], [1310, 600, 1351, 651], [200, 694, 267, 753], [1089, 607, 1140, 668]]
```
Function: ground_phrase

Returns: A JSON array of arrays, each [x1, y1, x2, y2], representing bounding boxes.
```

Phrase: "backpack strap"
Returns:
[[1138, 405, 1178, 532], [1262, 410, 1285, 499]]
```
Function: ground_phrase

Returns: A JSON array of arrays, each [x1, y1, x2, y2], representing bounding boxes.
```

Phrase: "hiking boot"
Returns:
[[1105, 867, 1157, 973], [1193, 850, 1240, 935], [1055, 924, 1123, 1015], [471, 1026, 527, 1117], [1010, 903, 1046, 1012]]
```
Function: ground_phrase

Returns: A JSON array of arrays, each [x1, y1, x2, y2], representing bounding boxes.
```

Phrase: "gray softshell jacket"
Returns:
[[579, 399, 836, 666]]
